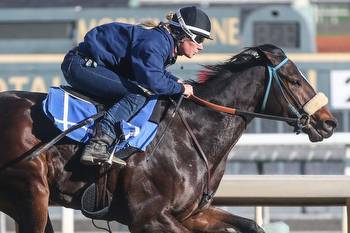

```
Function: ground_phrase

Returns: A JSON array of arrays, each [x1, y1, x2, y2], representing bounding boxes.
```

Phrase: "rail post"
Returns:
[[346, 199, 350, 233], [0, 212, 6, 233], [62, 207, 74, 233], [344, 144, 350, 233]]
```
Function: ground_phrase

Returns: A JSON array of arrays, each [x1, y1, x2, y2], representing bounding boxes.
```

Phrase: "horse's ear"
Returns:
[[256, 45, 285, 67], [256, 48, 270, 66]]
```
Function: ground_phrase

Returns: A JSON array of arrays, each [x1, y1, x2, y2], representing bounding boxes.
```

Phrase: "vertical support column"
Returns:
[[62, 207, 74, 233], [345, 199, 350, 233], [255, 206, 263, 226], [343, 145, 350, 233], [0, 212, 6, 233]]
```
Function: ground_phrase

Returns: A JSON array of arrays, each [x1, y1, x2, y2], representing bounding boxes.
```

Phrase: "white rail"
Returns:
[[134, 0, 293, 4], [236, 132, 350, 146], [215, 175, 350, 205], [214, 175, 350, 233]]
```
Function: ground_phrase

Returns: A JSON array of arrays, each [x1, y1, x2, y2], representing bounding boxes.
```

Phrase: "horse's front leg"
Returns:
[[15, 180, 50, 233], [13, 186, 50, 233], [10, 160, 51, 233], [183, 206, 265, 233]]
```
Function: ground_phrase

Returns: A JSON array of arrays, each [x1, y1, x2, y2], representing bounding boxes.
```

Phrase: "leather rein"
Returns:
[[189, 94, 303, 126]]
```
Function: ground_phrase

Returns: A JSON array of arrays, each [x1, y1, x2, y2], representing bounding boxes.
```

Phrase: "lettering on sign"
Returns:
[[208, 18, 240, 45], [77, 17, 240, 45], [0, 76, 61, 92]]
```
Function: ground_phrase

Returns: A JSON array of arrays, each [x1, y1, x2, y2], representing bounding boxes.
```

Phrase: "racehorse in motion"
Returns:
[[0, 44, 336, 233]]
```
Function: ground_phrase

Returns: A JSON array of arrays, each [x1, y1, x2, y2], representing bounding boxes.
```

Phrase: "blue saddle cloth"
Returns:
[[43, 87, 158, 152]]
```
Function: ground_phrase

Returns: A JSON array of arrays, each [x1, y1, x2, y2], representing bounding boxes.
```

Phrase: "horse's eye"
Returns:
[[290, 80, 301, 86]]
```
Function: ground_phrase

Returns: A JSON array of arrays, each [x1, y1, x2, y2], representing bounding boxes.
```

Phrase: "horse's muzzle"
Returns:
[[318, 119, 337, 138]]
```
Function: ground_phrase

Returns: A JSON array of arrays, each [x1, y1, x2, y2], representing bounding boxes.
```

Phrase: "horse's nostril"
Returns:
[[325, 120, 337, 129]]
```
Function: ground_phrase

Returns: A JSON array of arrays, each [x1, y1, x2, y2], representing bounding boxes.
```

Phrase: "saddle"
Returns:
[[43, 85, 161, 159], [60, 85, 109, 111]]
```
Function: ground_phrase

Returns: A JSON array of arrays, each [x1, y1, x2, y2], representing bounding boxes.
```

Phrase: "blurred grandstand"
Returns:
[[0, 0, 349, 232]]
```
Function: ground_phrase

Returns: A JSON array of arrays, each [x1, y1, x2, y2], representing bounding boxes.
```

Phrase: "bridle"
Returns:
[[262, 56, 310, 133]]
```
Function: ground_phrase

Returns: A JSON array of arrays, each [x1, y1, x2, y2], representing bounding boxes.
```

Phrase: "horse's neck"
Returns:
[[189, 67, 266, 170]]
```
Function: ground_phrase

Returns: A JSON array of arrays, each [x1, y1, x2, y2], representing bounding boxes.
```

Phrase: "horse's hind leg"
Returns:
[[183, 206, 265, 233]]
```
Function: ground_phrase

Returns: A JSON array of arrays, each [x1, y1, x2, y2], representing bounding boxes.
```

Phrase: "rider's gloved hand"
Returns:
[[183, 84, 193, 97]]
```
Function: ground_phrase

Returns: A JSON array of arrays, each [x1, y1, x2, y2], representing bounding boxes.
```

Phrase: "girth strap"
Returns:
[[147, 95, 214, 208], [178, 111, 214, 208]]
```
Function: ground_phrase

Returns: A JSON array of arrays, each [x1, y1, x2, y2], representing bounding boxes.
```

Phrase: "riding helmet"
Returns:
[[169, 6, 212, 43]]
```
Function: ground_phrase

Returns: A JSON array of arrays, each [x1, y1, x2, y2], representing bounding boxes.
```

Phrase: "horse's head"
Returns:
[[256, 44, 337, 142]]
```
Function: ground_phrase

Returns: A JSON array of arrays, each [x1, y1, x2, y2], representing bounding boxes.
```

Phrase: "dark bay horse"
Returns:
[[0, 44, 336, 233]]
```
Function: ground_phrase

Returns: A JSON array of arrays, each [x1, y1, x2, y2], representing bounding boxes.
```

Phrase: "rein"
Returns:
[[189, 94, 302, 125]]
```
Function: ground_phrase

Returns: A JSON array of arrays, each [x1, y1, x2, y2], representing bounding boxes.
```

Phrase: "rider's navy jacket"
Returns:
[[78, 22, 183, 95]]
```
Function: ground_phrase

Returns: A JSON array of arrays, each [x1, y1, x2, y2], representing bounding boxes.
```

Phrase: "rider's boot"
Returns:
[[80, 93, 146, 166], [80, 122, 126, 166]]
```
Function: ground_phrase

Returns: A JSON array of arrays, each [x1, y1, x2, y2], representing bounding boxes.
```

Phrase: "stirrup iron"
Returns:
[[108, 146, 127, 166]]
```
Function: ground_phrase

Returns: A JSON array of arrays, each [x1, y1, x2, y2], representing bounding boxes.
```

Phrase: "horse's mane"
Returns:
[[190, 46, 266, 85]]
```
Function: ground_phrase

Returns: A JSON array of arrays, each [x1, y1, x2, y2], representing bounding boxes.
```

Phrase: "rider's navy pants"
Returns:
[[61, 49, 147, 138]]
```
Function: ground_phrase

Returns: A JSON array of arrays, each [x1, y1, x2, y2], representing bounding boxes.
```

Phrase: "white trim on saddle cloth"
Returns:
[[42, 87, 158, 152]]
